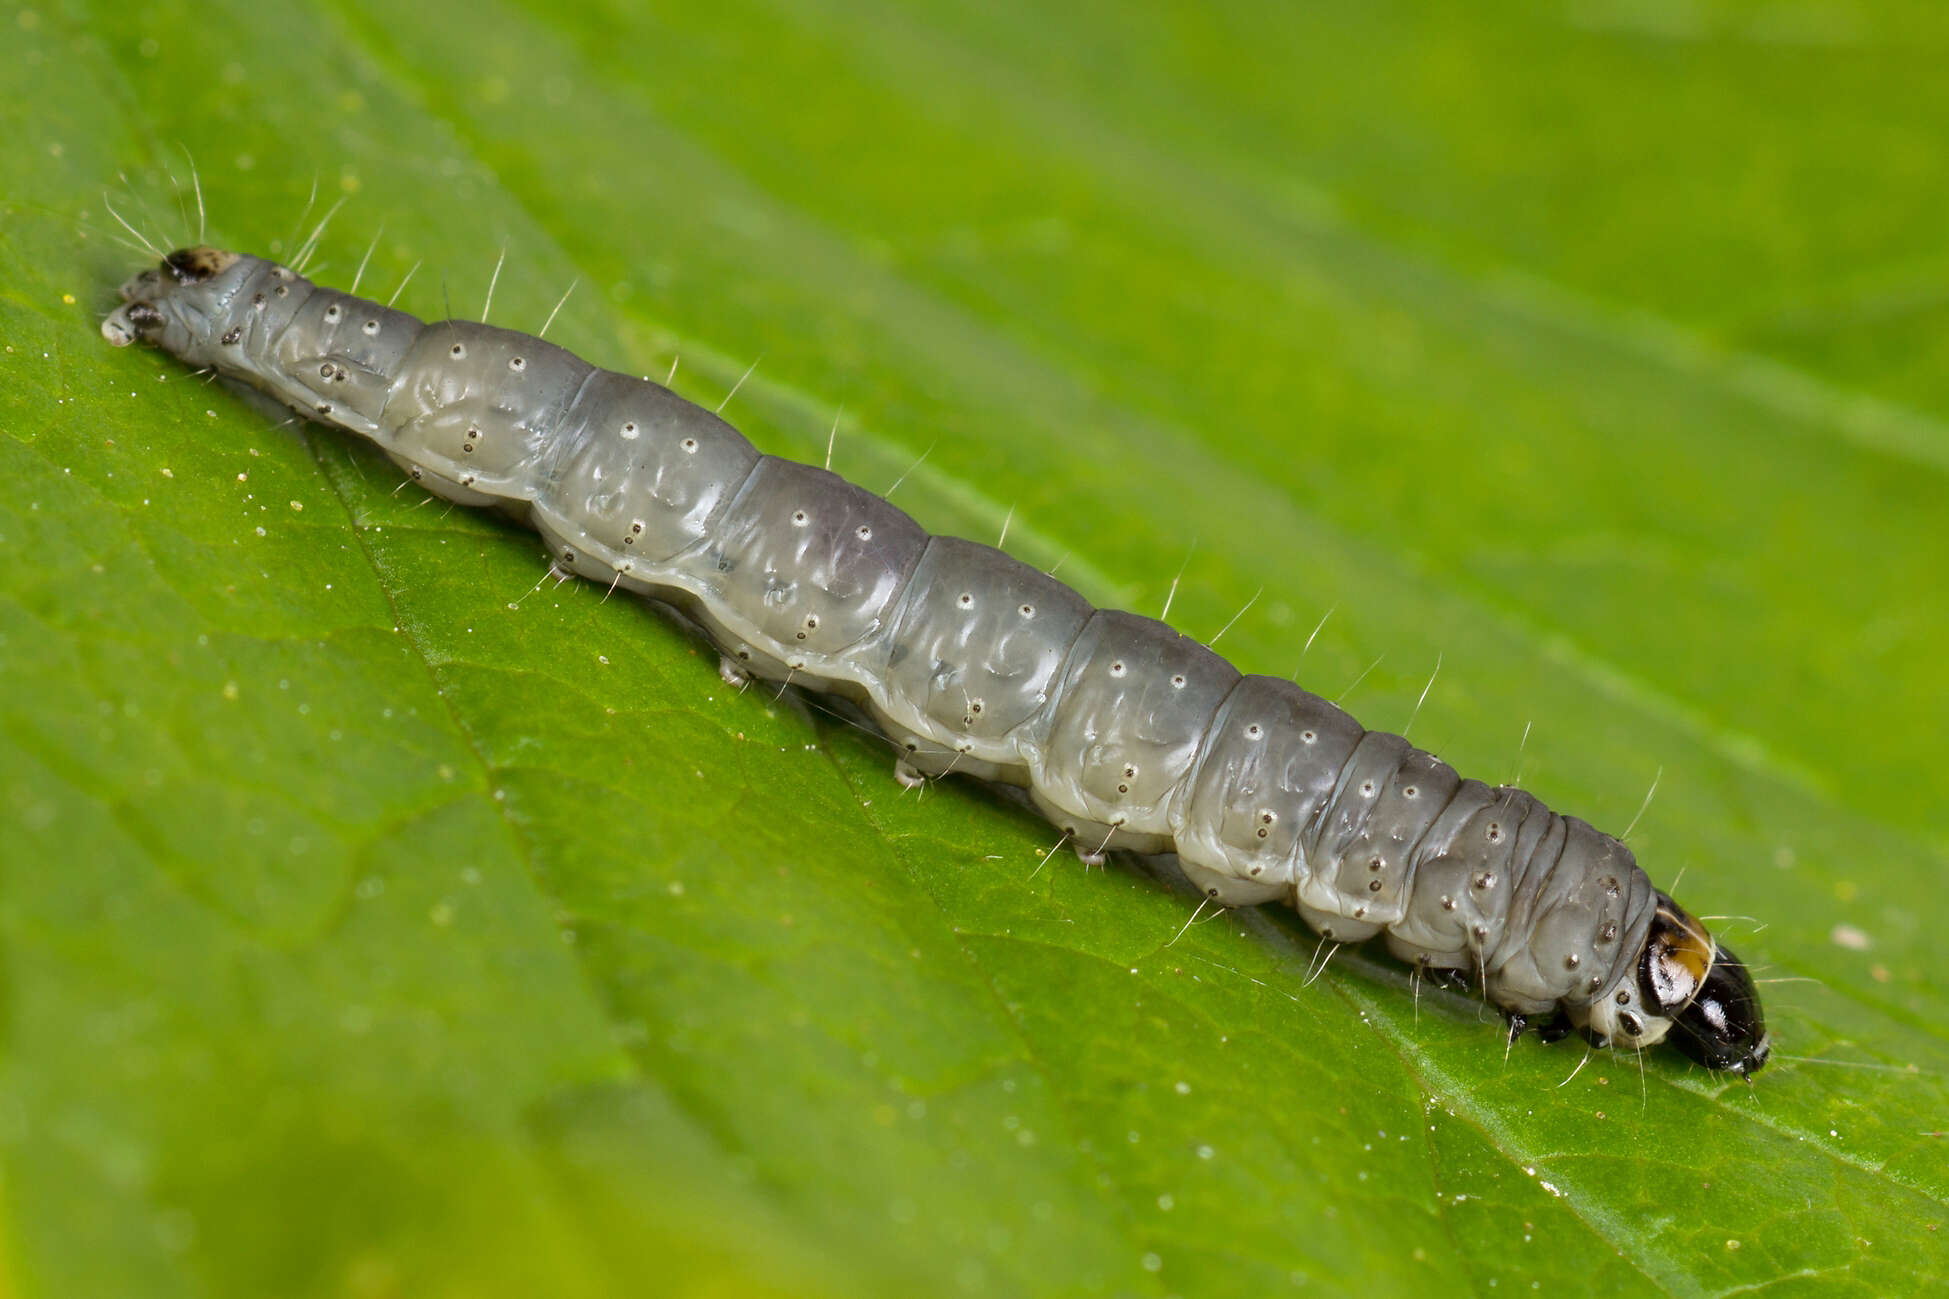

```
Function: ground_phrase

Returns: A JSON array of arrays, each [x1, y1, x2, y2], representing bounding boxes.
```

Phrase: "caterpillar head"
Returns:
[[1582, 893, 1769, 1075], [102, 246, 256, 359]]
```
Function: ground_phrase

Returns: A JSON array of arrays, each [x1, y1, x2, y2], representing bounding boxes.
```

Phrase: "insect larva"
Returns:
[[102, 243, 1770, 1076]]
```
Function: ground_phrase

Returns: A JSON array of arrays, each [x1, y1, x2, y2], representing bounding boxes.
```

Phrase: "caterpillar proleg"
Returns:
[[102, 243, 1770, 1076]]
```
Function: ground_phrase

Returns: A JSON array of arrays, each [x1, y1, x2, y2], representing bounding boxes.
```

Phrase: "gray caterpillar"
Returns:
[[103, 244, 1770, 1076]]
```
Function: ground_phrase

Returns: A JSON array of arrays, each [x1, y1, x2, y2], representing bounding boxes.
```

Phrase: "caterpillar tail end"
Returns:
[[102, 306, 141, 346], [103, 245, 246, 347]]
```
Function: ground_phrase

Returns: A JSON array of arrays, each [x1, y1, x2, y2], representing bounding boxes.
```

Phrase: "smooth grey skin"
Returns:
[[102, 248, 1767, 1067]]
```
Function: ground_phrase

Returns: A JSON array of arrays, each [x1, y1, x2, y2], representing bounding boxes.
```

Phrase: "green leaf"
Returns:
[[3, 1, 1945, 1294]]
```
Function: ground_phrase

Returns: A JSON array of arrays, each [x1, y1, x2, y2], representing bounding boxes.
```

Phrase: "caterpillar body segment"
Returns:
[[103, 246, 1770, 1077]]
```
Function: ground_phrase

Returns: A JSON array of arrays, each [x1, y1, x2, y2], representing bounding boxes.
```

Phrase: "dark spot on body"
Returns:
[[164, 246, 238, 283]]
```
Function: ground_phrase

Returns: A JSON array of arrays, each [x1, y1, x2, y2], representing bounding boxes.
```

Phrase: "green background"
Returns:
[[3, 0, 1945, 1294]]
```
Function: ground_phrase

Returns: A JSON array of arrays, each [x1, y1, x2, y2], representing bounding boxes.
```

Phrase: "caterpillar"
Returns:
[[102, 242, 1770, 1077]]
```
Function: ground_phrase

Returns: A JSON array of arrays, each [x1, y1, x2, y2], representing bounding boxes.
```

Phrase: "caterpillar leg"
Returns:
[[718, 655, 751, 688], [887, 742, 974, 782], [1536, 1011, 1576, 1045], [1503, 1009, 1576, 1046]]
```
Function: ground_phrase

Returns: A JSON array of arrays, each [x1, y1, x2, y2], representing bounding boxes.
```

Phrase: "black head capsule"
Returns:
[[1665, 941, 1769, 1076], [1638, 894, 1770, 1076]]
